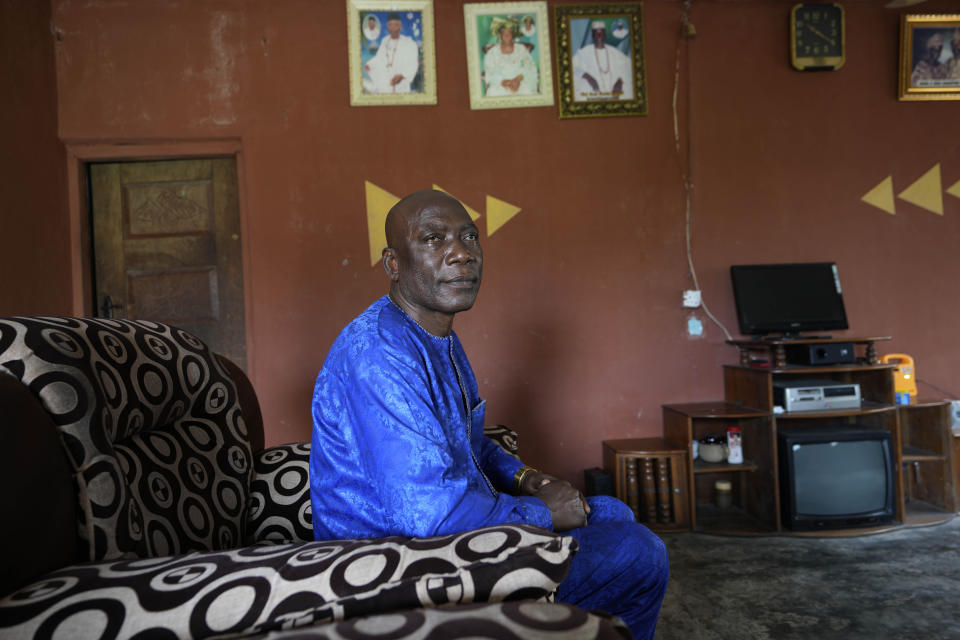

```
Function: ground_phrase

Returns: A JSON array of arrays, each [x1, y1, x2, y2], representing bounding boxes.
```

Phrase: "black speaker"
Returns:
[[785, 342, 856, 366], [584, 467, 614, 496]]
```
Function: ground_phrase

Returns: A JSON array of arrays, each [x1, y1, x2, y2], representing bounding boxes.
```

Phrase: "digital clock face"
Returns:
[[791, 3, 845, 71]]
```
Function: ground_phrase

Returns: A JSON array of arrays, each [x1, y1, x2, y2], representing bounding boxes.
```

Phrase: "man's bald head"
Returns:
[[381, 190, 482, 336], [385, 189, 465, 249]]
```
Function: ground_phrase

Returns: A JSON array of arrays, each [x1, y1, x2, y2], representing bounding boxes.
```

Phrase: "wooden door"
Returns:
[[90, 158, 246, 369]]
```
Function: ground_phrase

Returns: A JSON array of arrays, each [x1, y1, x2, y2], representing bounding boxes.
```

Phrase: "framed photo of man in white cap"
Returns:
[[554, 3, 647, 118], [347, 0, 437, 106], [898, 13, 960, 101]]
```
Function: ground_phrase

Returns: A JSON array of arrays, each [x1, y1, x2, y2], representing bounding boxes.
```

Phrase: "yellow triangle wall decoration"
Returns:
[[365, 180, 401, 266], [947, 178, 960, 201], [486, 195, 521, 236], [861, 176, 896, 215], [432, 184, 482, 222], [898, 164, 943, 215]]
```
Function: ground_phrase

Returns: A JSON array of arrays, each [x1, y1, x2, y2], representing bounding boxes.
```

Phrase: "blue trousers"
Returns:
[[555, 496, 669, 640]]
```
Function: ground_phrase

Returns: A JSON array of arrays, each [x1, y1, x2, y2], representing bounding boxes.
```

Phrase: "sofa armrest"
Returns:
[[0, 525, 576, 639], [246, 442, 313, 545]]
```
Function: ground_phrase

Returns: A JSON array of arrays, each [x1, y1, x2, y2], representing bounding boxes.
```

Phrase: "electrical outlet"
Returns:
[[683, 290, 702, 308]]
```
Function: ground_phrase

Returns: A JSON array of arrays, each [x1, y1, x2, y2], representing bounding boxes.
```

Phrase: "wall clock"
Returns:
[[790, 3, 845, 71]]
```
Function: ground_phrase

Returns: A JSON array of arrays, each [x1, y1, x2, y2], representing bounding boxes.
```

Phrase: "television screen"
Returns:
[[730, 262, 849, 337], [778, 425, 894, 531]]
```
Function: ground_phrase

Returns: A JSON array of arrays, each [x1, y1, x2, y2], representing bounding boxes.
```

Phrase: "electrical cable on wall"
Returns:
[[673, 0, 733, 341]]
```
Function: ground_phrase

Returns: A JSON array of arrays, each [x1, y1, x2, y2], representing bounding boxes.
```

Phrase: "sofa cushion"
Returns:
[[0, 318, 252, 561], [255, 601, 631, 639], [247, 443, 314, 544], [0, 525, 575, 640]]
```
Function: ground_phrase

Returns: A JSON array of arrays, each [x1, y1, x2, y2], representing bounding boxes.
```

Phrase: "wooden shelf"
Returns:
[[902, 446, 946, 462], [904, 499, 955, 527], [774, 401, 897, 420], [693, 459, 759, 474]]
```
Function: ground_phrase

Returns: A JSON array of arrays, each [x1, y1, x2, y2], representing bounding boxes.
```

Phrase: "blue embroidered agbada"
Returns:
[[310, 295, 669, 640], [310, 296, 552, 541]]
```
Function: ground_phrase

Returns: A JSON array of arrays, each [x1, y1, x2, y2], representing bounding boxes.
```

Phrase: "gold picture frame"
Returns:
[[898, 13, 960, 101], [463, 2, 553, 110], [347, 0, 437, 106], [553, 3, 647, 119]]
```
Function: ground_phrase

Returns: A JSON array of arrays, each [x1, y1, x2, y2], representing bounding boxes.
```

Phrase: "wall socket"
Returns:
[[682, 290, 702, 308]]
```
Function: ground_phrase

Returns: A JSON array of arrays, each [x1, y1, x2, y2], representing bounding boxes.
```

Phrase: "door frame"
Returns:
[[64, 139, 254, 375]]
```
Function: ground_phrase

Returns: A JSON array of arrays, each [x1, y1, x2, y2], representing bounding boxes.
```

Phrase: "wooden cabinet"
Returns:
[[661, 403, 775, 534], [646, 337, 955, 535], [601, 438, 690, 532], [899, 399, 956, 523]]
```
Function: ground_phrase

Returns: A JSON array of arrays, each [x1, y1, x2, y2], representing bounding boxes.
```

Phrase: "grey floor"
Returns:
[[654, 518, 960, 640]]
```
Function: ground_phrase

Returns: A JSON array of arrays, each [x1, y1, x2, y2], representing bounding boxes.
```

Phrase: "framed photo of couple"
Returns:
[[347, 0, 437, 106], [898, 14, 960, 101], [463, 2, 554, 110], [553, 3, 648, 118]]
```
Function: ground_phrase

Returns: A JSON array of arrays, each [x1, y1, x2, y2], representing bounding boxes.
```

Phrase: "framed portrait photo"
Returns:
[[347, 0, 436, 106], [898, 14, 960, 101], [463, 2, 554, 110], [554, 3, 647, 118]]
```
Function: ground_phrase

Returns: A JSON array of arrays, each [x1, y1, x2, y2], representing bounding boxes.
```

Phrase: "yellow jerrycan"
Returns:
[[880, 353, 917, 403]]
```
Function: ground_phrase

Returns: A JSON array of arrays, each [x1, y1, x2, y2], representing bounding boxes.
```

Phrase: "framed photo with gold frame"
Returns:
[[463, 2, 553, 110], [898, 14, 960, 101], [347, 0, 436, 106], [553, 3, 647, 119]]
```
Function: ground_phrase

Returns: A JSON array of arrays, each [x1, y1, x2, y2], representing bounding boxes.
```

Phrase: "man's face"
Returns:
[[592, 27, 606, 48], [387, 19, 402, 38], [368, 17, 376, 29], [924, 34, 943, 64], [393, 203, 482, 317]]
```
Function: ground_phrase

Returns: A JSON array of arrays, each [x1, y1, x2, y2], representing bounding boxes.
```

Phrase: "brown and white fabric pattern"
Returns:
[[258, 601, 631, 640], [0, 317, 251, 561], [0, 525, 576, 640]]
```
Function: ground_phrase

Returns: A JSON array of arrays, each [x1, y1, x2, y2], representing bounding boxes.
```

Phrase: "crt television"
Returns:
[[778, 425, 895, 531], [730, 262, 849, 337]]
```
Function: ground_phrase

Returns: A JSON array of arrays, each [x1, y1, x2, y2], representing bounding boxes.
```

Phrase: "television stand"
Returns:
[[727, 336, 890, 369], [652, 341, 956, 536]]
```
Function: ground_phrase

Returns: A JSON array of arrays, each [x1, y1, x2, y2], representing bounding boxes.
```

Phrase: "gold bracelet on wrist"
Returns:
[[514, 465, 538, 493]]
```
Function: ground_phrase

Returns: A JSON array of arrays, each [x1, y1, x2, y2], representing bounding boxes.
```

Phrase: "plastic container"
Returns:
[[715, 480, 733, 508], [726, 426, 743, 464]]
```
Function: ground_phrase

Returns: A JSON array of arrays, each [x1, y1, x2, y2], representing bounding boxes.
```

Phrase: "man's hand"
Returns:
[[612, 78, 623, 95], [390, 74, 404, 86], [582, 72, 599, 92], [534, 480, 588, 531]]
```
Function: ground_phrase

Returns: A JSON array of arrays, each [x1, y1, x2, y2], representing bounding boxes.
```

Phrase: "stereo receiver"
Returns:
[[773, 379, 861, 412]]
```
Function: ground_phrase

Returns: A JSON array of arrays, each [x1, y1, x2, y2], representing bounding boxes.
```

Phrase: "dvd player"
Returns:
[[773, 379, 861, 412]]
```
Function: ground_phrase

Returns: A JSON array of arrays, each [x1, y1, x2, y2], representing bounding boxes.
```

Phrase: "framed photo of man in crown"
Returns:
[[463, 2, 554, 110], [554, 3, 647, 118], [347, 0, 437, 106]]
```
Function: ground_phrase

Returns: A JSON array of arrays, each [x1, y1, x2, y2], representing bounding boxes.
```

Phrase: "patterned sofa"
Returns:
[[0, 317, 629, 639]]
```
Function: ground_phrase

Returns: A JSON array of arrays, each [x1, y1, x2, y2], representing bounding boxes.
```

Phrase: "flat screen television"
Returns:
[[730, 262, 849, 337], [778, 425, 895, 531]]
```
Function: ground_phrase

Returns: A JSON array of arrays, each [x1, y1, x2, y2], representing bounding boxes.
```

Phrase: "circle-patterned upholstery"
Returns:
[[0, 317, 251, 561], [0, 525, 578, 639]]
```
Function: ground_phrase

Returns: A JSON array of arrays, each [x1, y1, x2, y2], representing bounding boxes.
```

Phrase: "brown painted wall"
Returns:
[[6, 0, 960, 487], [0, 0, 69, 314]]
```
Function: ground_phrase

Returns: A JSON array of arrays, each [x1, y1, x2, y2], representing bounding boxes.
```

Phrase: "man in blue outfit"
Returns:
[[310, 189, 668, 639]]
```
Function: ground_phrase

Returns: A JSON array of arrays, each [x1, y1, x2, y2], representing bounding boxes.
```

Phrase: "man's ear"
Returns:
[[382, 247, 400, 281]]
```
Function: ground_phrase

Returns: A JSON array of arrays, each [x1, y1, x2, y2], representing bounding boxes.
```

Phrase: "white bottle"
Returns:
[[726, 426, 743, 464]]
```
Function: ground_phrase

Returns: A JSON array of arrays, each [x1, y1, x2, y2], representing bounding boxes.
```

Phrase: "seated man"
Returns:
[[309, 189, 668, 640]]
